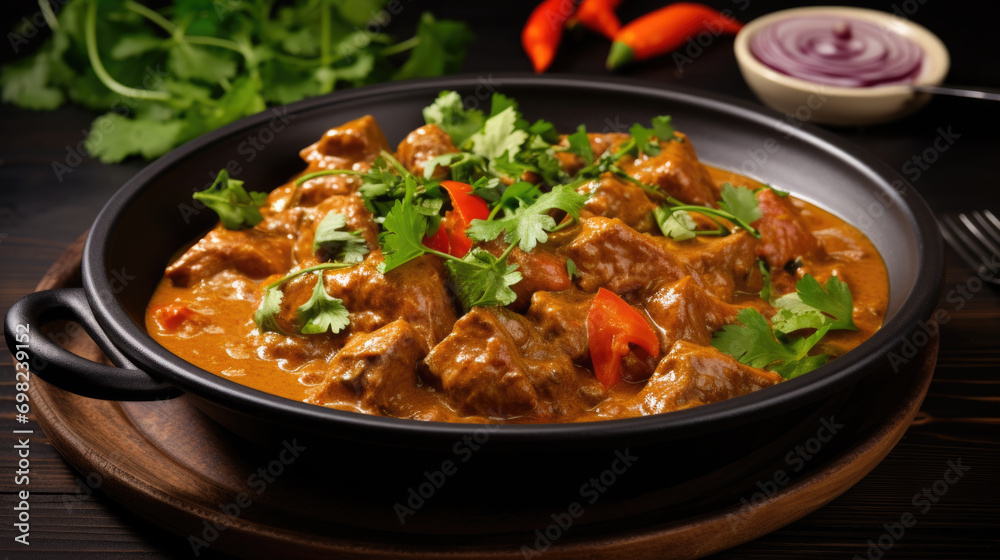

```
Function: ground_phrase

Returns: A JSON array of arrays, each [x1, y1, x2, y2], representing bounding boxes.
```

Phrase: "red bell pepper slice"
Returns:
[[587, 288, 660, 389], [423, 180, 490, 257]]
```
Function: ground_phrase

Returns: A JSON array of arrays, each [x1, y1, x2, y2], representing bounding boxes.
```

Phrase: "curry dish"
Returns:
[[146, 95, 888, 423]]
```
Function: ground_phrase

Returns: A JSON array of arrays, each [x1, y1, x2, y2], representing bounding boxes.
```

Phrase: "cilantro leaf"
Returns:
[[193, 169, 268, 229], [254, 286, 285, 334], [629, 122, 661, 157], [566, 124, 594, 164], [422, 90, 485, 148], [313, 211, 369, 263], [444, 248, 522, 310], [297, 272, 350, 335], [393, 13, 475, 81], [566, 258, 578, 279], [651, 115, 676, 142], [773, 275, 857, 333], [719, 183, 763, 226], [379, 198, 429, 273], [654, 207, 697, 241], [467, 185, 588, 252], [86, 113, 184, 163], [712, 308, 832, 380], [468, 105, 529, 167]]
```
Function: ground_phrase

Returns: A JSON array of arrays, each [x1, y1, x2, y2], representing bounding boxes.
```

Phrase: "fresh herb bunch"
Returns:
[[0, 0, 472, 163]]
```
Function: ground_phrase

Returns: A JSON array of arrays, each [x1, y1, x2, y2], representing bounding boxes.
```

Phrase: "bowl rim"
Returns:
[[81, 74, 943, 447], [734, 5, 951, 98]]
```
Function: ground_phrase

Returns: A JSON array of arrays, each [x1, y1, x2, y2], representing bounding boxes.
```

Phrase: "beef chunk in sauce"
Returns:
[[424, 307, 595, 419], [667, 231, 759, 301], [641, 276, 739, 354], [272, 253, 456, 352], [307, 319, 428, 417], [525, 289, 594, 362], [292, 115, 390, 206], [635, 341, 783, 415], [562, 217, 687, 295], [578, 176, 657, 232], [166, 225, 294, 287], [754, 188, 822, 269], [619, 133, 719, 206], [395, 124, 459, 179]]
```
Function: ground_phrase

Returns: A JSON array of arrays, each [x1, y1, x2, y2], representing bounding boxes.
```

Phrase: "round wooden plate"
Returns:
[[29, 235, 938, 560]]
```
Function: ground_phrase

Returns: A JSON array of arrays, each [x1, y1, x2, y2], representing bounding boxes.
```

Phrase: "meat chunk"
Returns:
[[166, 225, 293, 287], [641, 276, 739, 353], [424, 308, 578, 418], [562, 217, 686, 295], [636, 340, 783, 415], [300, 114, 390, 170], [578, 176, 657, 232], [307, 320, 428, 417], [620, 133, 719, 206], [754, 188, 822, 268], [293, 115, 390, 205], [395, 124, 459, 179], [667, 231, 759, 301], [525, 289, 594, 361], [272, 253, 457, 351], [481, 239, 572, 311], [292, 195, 380, 265]]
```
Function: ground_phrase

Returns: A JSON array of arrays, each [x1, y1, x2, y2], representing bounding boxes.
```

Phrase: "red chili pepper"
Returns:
[[607, 2, 743, 69], [423, 180, 490, 257], [522, 0, 578, 73], [574, 0, 623, 40], [587, 288, 660, 390]]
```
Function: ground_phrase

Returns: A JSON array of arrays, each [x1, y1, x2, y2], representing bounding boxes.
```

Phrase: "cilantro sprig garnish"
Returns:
[[254, 215, 370, 335], [254, 263, 354, 335], [193, 169, 268, 230], [712, 275, 857, 379], [653, 184, 761, 241], [466, 185, 589, 252], [312, 212, 370, 263], [378, 194, 523, 310]]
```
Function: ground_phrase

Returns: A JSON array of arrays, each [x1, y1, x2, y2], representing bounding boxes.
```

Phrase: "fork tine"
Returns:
[[979, 209, 1000, 247], [940, 214, 1000, 285], [964, 212, 1000, 264]]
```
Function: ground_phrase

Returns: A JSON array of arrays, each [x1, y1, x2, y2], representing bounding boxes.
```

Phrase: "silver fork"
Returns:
[[939, 210, 1000, 285]]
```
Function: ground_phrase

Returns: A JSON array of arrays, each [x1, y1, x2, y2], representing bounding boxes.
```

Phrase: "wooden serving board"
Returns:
[[28, 235, 938, 559]]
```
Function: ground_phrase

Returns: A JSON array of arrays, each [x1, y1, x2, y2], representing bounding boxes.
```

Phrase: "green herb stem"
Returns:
[[85, 0, 171, 101], [264, 262, 353, 290], [294, 169, 365, 186], [38, 0, 59, 31], [381, 36, 420, 56], [124, 1, 176, 34]]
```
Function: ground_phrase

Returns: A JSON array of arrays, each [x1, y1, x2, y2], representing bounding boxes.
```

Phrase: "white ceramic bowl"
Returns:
[[734, 6, 950, 126]]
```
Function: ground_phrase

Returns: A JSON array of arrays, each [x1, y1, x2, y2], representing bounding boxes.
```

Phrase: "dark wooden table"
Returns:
[[1, 1, 998, 558]]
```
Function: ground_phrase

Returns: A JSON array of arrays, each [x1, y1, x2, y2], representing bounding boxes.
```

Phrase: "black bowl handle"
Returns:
[[4, 288, 181, 401]]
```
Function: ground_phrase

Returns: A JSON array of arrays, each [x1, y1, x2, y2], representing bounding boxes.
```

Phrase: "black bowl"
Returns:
[[5, 75, 942, 535]]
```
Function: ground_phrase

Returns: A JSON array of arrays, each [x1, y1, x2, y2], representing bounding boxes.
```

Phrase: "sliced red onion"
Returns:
[[750, 16, 924, 87]]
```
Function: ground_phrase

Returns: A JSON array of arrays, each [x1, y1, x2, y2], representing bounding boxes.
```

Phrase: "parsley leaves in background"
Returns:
[[712, 274, 858, 379], [192, 169, 267, 229], [0, 0, 472, 163]]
